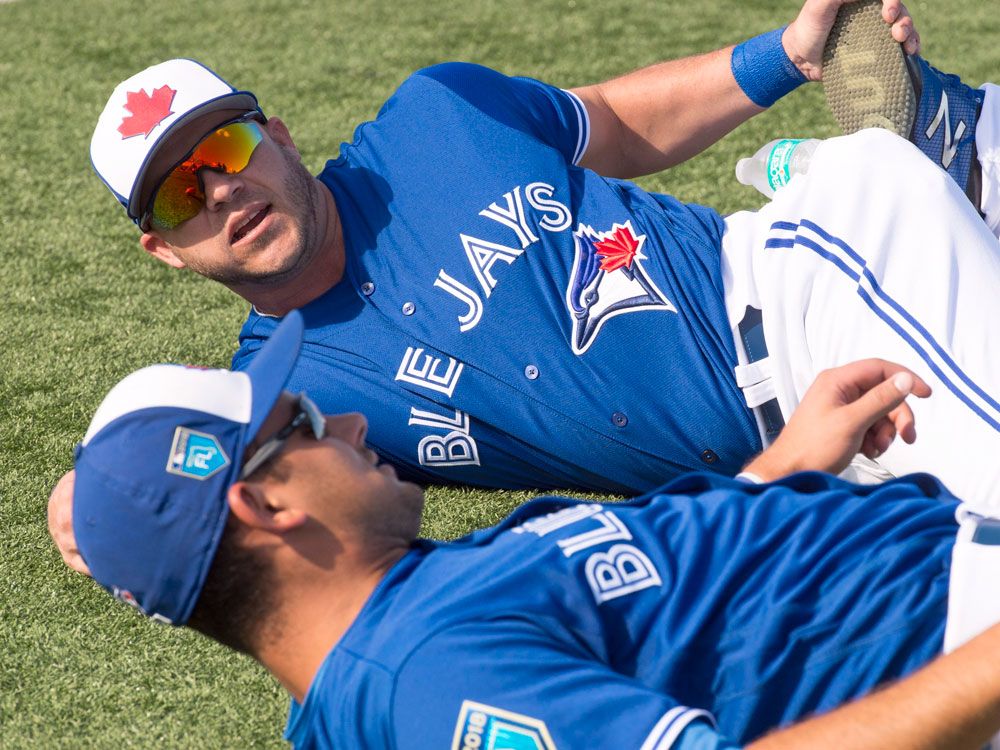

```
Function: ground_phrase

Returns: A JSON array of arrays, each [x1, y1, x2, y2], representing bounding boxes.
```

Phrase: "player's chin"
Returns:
[[380, 465, 420, 495], [398, 480, 426, 516], [377, 462, 399, 479], [379, 464, 422, 499], [239, 220, 286, 259], [269, 230, 314, 278], [239, 238, 309, 284]]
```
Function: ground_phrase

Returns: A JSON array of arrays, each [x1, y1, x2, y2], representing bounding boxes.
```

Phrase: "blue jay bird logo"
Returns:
[[565, 220, 675, 354]]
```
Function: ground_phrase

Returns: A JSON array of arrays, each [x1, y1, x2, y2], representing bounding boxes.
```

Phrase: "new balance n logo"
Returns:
[[925, 91, 967, 170]]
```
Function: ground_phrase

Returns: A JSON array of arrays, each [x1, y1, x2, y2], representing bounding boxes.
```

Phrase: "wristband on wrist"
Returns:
[[730, 26, 808, 108], [735, 471, 765, 484]]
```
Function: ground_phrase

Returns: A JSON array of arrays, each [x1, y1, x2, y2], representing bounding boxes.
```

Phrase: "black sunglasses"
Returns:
[[240, 393, 325, 479]]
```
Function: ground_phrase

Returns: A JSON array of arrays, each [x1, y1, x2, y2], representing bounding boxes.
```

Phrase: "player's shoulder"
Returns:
[[410, 61, 508, 88], [286, 644, 397, 750], [293, 618, 541, 750], [387, 61, 511, 108]]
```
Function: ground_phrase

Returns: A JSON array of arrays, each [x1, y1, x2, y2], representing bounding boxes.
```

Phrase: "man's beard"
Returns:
[[205, 149, 320, 287]]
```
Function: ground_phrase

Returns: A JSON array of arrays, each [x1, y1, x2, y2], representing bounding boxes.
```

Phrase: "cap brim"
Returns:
[[244, 310, 305, 440], [129, 90, 260, 224]]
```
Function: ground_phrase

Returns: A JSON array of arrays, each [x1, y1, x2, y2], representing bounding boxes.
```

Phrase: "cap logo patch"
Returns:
[[117, 84, 176, 139], [451, 701, 556, 750], [166, 426, 230, 480]]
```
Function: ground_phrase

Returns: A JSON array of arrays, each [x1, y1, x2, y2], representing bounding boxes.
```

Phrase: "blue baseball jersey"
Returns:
[[233, 63, 759, 494], [283, 473, 957, 749]]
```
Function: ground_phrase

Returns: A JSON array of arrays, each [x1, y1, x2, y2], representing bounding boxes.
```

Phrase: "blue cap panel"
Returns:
[[74, 407, 244, 624], [72, 311, 305, 625]]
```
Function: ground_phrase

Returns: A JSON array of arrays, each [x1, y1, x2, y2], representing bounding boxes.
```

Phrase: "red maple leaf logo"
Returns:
[[595, 223, 642, 272], [117, 85, 176, 139]]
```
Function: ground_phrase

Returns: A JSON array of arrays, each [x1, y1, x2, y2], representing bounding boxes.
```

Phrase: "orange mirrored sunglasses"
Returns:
[[143, 114, 264, 231]]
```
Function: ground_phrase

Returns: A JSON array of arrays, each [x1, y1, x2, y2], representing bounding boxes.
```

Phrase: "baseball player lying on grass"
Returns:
[[50, 311, 1000, 750], [84, 0, 1000, 506]]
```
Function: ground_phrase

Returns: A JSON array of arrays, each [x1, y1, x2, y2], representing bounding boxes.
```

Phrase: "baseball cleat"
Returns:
[[903, 56, 984, 205], [822, 0, 915, 136], [822, 0, 984, 204]]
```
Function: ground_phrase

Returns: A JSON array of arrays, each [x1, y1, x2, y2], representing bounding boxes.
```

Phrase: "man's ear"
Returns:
[[139, 233, 187, 269], [227, 480, 307, 533], [264, 117, 301, 158]]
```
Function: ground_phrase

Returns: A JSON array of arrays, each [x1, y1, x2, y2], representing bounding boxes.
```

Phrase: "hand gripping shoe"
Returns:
[[821, 0, 984, 207]]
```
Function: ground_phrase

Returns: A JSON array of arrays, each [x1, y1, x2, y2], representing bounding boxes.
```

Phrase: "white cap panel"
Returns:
[[83, 365, 252, 445], [90, 59, 238, 201]]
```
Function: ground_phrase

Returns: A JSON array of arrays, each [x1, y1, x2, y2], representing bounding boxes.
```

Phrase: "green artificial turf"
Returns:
[[2, 0, 996, 745]]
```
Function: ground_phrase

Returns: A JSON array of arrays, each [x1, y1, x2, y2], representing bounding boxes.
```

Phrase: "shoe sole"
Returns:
[[822, 0, 916, 136]]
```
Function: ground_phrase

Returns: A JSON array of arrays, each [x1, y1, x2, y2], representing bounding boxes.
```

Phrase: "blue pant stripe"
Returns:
[[764, 238, 795, 249], [799, 218, 867, 267], [856, 286, 1000, 431], [764, 236, 861, 281], [795, 235, 861, 281], [861, 267, 1000, 415], [765, 219, 1000, 433], [764, 235, 860, 280]]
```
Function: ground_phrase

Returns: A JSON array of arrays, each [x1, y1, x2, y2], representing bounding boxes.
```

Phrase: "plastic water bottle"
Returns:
[[735, 138, 820, 198]]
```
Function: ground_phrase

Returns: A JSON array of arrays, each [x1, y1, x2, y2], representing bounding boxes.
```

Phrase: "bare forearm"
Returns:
[[749, 622, 1000, 750], [572, 46, 762, 178], [569, 1, 919, 180]]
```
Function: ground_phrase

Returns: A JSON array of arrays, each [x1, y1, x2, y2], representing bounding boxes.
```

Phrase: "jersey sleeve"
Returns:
[[391, 619, 736, 750], [410, 62, 591, 165]]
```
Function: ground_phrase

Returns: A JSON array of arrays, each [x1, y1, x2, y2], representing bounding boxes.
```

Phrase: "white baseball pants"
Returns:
[[722, 84, 1000, 513]]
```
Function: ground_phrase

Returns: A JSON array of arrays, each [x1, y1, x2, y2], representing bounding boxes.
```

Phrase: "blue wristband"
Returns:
[[731, 26, 807, 108]]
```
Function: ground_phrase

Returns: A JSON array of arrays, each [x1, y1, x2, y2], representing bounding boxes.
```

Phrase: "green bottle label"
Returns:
[[766, 139, 804, 192]]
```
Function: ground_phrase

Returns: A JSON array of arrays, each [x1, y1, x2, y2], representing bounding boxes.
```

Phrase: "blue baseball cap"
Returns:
[[72, 311, 304, 625]]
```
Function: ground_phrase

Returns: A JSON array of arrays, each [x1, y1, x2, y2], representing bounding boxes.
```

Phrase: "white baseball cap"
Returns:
[[90, 58, 261, 226]]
